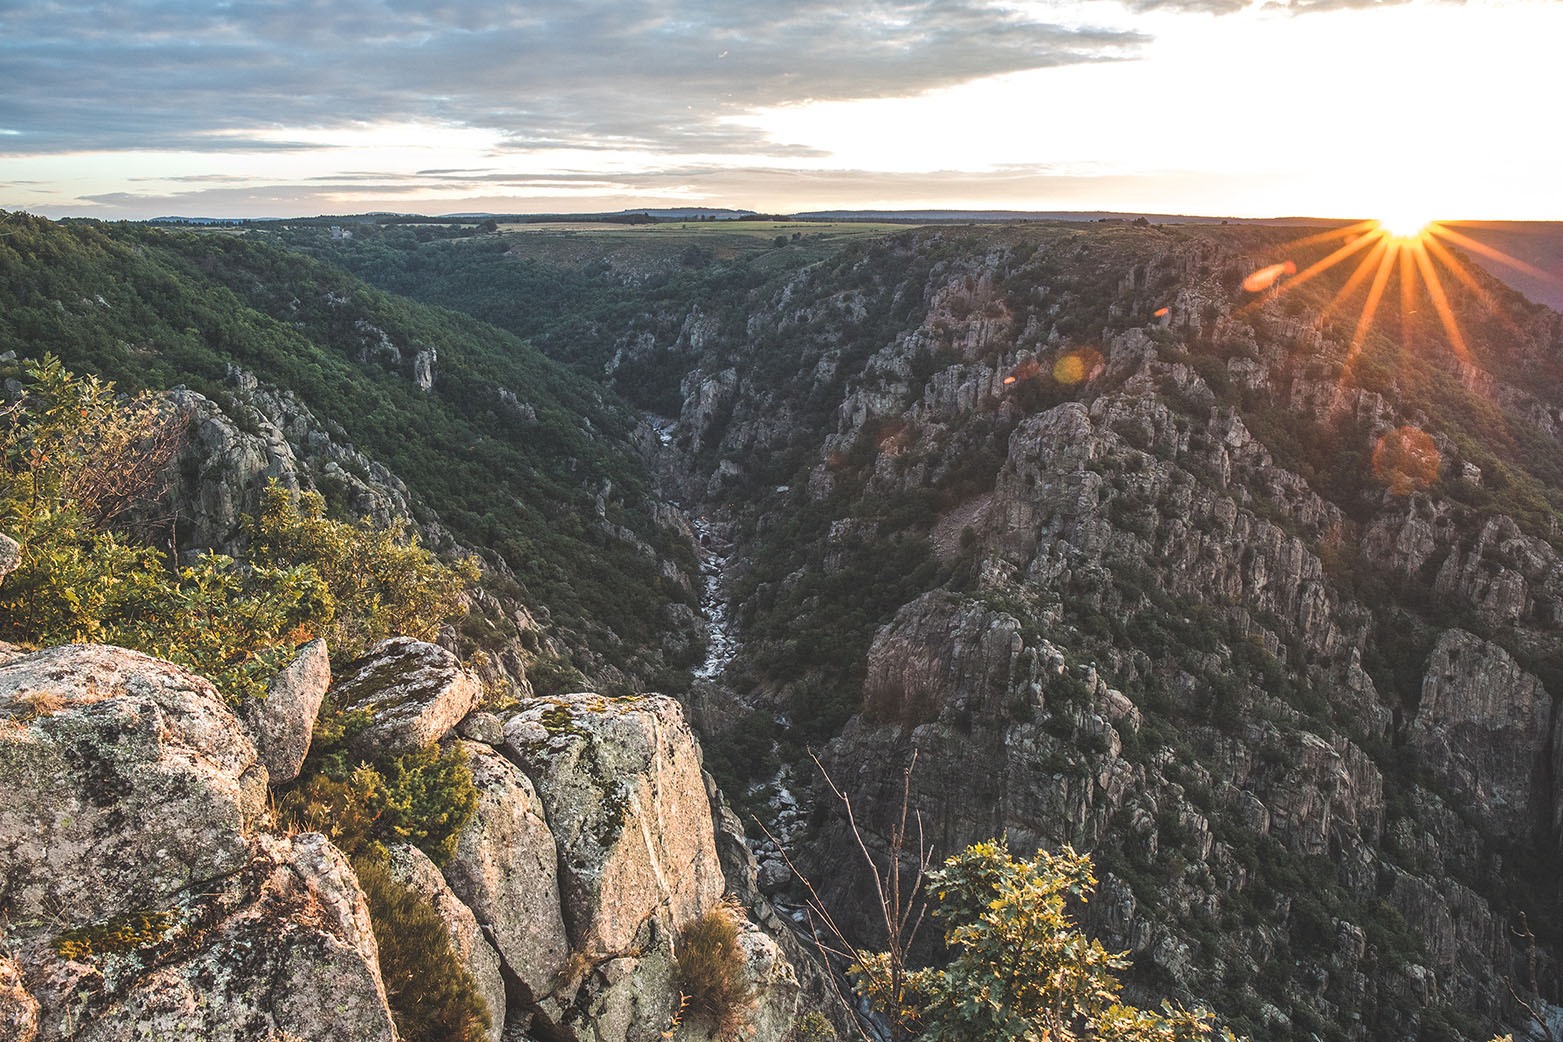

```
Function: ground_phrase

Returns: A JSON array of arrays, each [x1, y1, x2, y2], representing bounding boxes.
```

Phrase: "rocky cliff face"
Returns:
[[152, 368, 579, 708], [604, 223, 1563, 1042], [0, 636, 836, 1042]]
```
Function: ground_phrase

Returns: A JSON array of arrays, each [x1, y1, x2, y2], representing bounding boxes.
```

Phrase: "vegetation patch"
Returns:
[[53, 910, 174, 961], [675, 901, 753, 1038], [353, 857, 490, 1042], [279, 742, 478, 868]]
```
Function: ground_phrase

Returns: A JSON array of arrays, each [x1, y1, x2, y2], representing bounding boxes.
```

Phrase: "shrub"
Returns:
[[246, 481, 478, 660], [353, 857, 490, 1042], [0, 358, 333, 701], [279, 743, 478, 867], [675, 901, 753, 1038], [856, 840, 1240, 1042], [0, 359, 475, 702], [787, 1010, 838, 1042]]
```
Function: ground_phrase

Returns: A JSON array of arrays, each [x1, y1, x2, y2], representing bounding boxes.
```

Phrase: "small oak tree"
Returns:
[[855, 839, 1238, 1042]]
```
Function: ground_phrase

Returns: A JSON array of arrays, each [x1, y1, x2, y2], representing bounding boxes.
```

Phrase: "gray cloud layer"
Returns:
[[52, 159, 1277, 220], [0, 0, 1146, 156]]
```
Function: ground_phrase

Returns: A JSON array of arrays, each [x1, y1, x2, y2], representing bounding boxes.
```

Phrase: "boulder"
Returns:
[[757, 859, 793, 895], [0, 643, 400, 1042], [442, 740, 570, 1001], [568, 940, 679, 1042], [384, 843, 507, 1042], [238, 638, 330, 785], [567, 915, 804, 1042], [456, 709, 505, 746], [502, 694, 726, 957], [337, 637, 482, 755], [15, 832, 396, 1042], [0, 644, 267, 928], [733, 921, 805, 1042]]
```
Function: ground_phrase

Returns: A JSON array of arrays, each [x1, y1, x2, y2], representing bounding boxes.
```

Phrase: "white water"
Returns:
[[643, 412, 739, 682], [644, 413, 887, 1042], [691, 514, 738, 680]]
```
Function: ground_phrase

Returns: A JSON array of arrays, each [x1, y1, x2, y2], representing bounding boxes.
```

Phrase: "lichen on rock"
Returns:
[[502, 694, 727, 959], [336, 636, 482, 755]]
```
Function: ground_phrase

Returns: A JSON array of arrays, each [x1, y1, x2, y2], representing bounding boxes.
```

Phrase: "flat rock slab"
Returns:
[[337, 637, 481, 755]]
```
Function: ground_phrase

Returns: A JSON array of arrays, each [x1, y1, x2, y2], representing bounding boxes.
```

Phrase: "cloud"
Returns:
[[1117, 0, 1253, 13], [1120, 0, 1457, 14], [0, 1, 1144, 157], [41, 160, 1277, 221]]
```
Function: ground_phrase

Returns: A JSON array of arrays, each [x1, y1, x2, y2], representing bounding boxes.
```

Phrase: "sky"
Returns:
[[2, 0, 1559, 221]]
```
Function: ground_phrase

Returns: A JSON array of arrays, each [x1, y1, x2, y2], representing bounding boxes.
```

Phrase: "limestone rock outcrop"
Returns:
[[14, 832, 398, 1042], [0, 644, 267, 927], [338, 636, 482, 755], [442, 739, 571, 1004], [624, 224, 1563, 1039], [410, 693, 821, 1042], [1410, 629, 1553, 841]]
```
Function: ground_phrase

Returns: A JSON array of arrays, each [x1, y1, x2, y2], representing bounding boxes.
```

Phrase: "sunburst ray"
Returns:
[[1429, 224, 1559, 284], [1410, 239, 1470, 363], [1320, 236, 1390, 324], [1344, 239, 1400, 379]]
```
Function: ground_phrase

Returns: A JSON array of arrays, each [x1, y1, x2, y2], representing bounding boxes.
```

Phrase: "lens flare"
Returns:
[[1053, 348, 1103, 386], [1242, 261, 1297, 293], [1239, 218, 1561, 392], [1378, 214, 1431, 241]]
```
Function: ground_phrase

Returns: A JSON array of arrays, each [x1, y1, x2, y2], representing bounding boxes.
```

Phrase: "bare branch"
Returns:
[[757, 749, 934, 1042]]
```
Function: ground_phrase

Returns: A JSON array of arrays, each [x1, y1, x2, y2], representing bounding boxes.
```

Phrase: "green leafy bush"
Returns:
[[855, 840, 1239, 1042], [0, 358, 478, 701], [247, 481, 478, 660], [353, 857, 490, 1042]]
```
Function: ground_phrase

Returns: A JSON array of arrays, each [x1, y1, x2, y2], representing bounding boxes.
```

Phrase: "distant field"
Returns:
[[487, 219, 919, 270], [496, 219, 908, 236]]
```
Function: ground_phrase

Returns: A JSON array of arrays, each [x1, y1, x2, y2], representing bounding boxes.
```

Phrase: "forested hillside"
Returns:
[[276, 215, 1563, 1042], [6, 210, 1563, 1041], [0, 213, 699, 689]]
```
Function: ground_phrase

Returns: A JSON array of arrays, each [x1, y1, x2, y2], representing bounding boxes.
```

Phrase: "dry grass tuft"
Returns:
[[674, 900, 754, 1039]]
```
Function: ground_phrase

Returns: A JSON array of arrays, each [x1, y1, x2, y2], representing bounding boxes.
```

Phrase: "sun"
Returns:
[[1378, 213, 1432, 240], [1233, 216, 1554, 383]]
